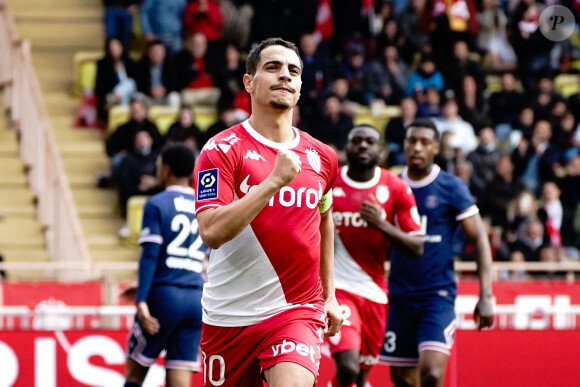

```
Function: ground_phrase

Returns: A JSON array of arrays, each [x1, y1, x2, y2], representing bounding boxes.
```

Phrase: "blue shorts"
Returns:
[[379, 294, 456, 366], [127, 285, 203, 370]]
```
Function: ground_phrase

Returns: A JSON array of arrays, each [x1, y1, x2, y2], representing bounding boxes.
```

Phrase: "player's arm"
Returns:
[[136, 242, 161, 335], [319, 209, 342, 337], [460, 213, 495, 330], [197, 149, 301, 249], [359, 194, 424, 258], [134, 202, 162, 335]]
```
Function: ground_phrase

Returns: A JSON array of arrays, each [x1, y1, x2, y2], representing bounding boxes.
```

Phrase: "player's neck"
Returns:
[[166, 177, 190, 188], [248, 108, 295, 143], [406, 164, 433, 181], [347, 165, 376, 182]]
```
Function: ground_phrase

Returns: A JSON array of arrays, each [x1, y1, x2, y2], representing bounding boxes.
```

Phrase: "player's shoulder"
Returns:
[[379, 167, 409, 189], [201, 123, 250, 155], [147, 189, 169, 205], [379, 167, 401, 182], [298, 128, 337, 161], [142, 191, 165, 215], [436, 168, 468, 188], [149, 187, 195, 205]]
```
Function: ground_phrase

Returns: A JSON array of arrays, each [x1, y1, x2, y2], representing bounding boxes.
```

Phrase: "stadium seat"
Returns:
[[126, 195, 149, 244], [72, 51, 102, 97], [353, 104, 401, 136], [485, 75, 502, 94], [193, 105, 218, 132], [107, 105, 131, 133], [554, 74, 580, 98], [570, 59, 580, 73], [148, 105, 178, 136], [485, 74, 525, 94]]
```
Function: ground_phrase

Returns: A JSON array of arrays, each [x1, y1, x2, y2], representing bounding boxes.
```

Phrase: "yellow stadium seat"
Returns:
[[193, 105, 218, 132], [570, 59, 580, 73], [108, 105, 131, 133], [148, 105, 179, 135], [485, 74, 525, 94], [485, 75, 502, 94], [554, 74, 580, 98], [353, 104, 401, 136], [353, 113, 379, 127], [72, 51, 102, 97], [126, 195, 149, 244]]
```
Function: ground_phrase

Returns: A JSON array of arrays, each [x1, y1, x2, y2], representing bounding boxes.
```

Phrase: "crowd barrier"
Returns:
[[1, 260, 580, 282], [1, 279, 578, 385], [0, 0, 91, 280], [0, 316, 578, 386]]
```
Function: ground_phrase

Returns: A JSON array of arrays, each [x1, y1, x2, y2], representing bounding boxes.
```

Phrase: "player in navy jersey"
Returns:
[[124, 143, 206, 387], [379, 118, 494, 387], [328, 125, 423, 387]]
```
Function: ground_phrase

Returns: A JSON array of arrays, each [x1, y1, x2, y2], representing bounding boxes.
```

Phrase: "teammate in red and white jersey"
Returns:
[[327, 124, 424, 387], [193, 37, 342, 387]]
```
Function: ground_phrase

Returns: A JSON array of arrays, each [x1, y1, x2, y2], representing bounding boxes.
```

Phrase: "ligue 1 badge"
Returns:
[[306, 148, 321, 174]]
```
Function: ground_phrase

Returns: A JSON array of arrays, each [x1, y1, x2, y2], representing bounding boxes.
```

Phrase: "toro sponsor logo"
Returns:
[[240, 175, 322, 209]]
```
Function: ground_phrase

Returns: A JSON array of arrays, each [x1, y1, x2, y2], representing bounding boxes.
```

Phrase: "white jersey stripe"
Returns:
[[138, 235, 163, 245], [334, 234, 388, 304], [195, 203, 221, 214], [202, 224, 292, 326], [456, 205, 479, 221]]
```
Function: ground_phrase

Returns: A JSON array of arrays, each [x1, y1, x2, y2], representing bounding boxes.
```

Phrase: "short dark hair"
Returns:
[[160, 143, 196, 178], [406, 118, 439, 142], [348, 123, 382, 141], [146, 39, 165, 49], [246, 37, 302, 76]]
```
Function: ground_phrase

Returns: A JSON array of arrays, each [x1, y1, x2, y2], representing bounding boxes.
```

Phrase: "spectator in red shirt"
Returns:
[[183, 0, 224, 41], [182, 0, 224, 60], [174, 32, 220, 106]]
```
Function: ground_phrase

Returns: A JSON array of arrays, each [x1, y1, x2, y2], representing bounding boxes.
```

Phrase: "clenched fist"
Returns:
[[270, 149, 302, 187]]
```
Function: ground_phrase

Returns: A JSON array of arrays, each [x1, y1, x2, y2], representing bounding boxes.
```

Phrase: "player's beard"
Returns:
[[269, 98, 292, 109], [346, 151, 378, 171], [269, 83, 298, 110]]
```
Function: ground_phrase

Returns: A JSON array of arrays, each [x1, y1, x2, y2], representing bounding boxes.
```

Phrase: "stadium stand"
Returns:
[[0, 101, 52, 279], [2, 0, 580, 282], [2, 0, 139, 282]]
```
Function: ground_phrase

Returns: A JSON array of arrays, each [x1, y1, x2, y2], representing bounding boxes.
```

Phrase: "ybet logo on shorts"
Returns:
[[197, 169, 219, 201], [271, 339, 318, 363]]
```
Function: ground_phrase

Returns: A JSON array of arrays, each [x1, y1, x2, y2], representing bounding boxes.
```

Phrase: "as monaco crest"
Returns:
[[306, 148, 321, 174], [376, 185, 390, 204]]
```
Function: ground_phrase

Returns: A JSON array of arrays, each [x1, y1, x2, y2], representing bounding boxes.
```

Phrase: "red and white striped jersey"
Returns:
[[194, 120, 338, 326], [333, 166, 422, 304]]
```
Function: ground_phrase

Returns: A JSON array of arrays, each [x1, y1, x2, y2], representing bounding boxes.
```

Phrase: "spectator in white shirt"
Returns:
[[433, 97, 478, 155]]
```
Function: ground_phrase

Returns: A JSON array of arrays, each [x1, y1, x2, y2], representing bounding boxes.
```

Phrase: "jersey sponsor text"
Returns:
[[271, 339, 317, 363]]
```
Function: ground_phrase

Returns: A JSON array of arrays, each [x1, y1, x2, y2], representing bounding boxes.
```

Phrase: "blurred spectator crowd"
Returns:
[[92, 0, 580, 279]]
